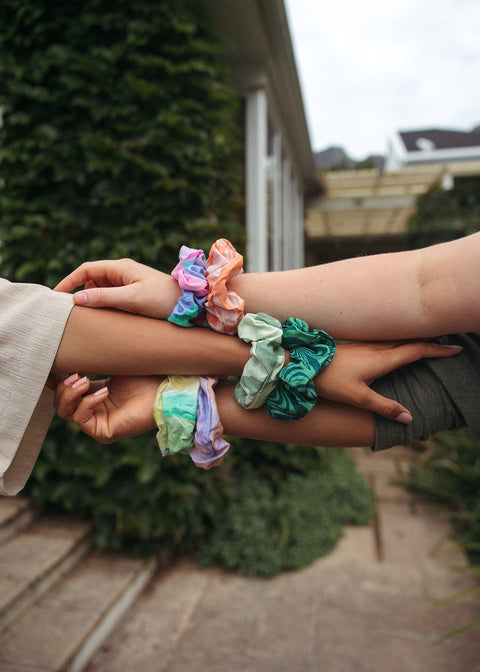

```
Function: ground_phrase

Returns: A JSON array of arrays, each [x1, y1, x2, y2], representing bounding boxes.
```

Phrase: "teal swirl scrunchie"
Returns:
[[234, 313, 286, 409], [264, 318, 336, 420]]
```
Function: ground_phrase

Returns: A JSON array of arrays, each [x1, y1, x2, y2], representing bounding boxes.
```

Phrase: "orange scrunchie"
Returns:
[[205, 239, 245, 335]]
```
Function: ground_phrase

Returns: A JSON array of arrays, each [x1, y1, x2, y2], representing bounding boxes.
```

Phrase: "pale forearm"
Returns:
[[231, 233, 480, 340], [53, 306, 250, 376]]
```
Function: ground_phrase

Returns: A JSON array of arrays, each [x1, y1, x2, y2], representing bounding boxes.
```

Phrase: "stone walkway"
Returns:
[[1, 446, 479, 671]]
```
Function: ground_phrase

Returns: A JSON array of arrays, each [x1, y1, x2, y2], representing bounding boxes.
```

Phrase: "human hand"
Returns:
[[55, 373, 162, 443], [314, 341, 462, 423], [54, 258, 181, 319]]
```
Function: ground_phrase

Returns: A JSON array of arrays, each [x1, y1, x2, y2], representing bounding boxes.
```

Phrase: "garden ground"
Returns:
[[1, 445, 479, 671]]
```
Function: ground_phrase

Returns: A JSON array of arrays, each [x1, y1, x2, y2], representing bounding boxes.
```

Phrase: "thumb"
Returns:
[[355, 386, 413, 423]]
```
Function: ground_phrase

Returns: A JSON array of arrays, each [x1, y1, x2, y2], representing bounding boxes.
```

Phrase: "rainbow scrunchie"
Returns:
[[153, 376, 200, 457], [153, 375, 229, 469]]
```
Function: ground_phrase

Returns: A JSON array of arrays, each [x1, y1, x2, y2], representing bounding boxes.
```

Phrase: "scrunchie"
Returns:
[[153, 375, 229, 470], [153, 376, 200, 456], [168, 246, 208, 327], [234, 313, 286, 409], [265, 318, 336, 420], [191, 377, 230, 470], [205, 239, 244, 335]]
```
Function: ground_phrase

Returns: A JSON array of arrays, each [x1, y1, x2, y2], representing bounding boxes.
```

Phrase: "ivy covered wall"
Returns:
[[0, 0, 244, 286]]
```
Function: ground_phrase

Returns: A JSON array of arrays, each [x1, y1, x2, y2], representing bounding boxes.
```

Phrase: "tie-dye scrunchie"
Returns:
[[153, 375, 229, 470], [153, 376, 200, 456], [205, 239, 245, 335], [168, 246, 208, 327]]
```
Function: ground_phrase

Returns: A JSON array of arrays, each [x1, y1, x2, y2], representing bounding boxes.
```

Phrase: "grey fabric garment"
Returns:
[[372, 333, 480, 451]]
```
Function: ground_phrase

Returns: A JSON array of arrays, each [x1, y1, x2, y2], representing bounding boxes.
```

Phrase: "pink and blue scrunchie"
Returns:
[[168, 246, 208, 327]]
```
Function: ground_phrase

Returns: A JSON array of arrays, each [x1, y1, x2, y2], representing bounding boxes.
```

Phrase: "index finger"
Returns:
[[377, 342, 462, 379], [54, 259, 135, 293]]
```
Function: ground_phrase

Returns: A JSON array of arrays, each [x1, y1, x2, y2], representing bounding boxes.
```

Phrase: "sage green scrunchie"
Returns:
[[234, 312, 286, 409], [264, 317, 336, 420]]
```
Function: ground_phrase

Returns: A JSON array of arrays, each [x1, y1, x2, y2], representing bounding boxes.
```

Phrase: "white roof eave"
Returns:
[[193, 0, 319, 194]]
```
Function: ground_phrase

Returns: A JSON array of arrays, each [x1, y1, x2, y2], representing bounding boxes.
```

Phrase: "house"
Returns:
[[386, 126, 480, 170], [195, 0, 320, 272], [306, 127, 480, 264]]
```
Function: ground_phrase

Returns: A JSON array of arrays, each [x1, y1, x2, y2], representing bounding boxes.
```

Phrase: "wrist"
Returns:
[[157, 275, 183, 319]]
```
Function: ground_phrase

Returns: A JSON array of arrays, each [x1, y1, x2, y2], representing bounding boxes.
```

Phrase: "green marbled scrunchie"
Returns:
[[234, 312, 286, 409], [264, 317, 336, 420]]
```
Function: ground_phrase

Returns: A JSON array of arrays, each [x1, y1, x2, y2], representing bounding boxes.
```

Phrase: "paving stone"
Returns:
[[316, 585, 467, 641], [0, 664, 42, 672], [202, 568, 264, 611], [304, 525, 378, 571], [88, 562, 209, 671], [0, 496, 30, 527], [183, 601, 255, 652], [0, 604, 99, 670], [247, 573, 316, 665], [0, 518, 89, 581], [379, 501, 467, 567], [314, 624, 458, 672], [0, 553, 151, 671], [166, 650, 308, 672], [422, 564, 480, 602], [355, 560, 430, 598], [0, 518, 91, 632]]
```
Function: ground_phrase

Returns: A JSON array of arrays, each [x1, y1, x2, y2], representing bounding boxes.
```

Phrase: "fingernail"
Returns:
[[395, 412, 412, 424], [72, 376, 88, 390], [74, 292, 88, 305], [447, 345, 463, 352], [64, 373, 80, 386], [94, 386, 108, 397]]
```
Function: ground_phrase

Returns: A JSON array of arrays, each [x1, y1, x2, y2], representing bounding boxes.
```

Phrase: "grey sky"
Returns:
[[284, 0, 480, 160]]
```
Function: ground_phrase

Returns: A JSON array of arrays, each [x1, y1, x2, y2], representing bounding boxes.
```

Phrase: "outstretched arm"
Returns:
[[55, 233, 480, 340], [52, 302, 460, 438], [55, 373, 376, 448], [52, 305, 250, 377], [232, 233, 480, 340]]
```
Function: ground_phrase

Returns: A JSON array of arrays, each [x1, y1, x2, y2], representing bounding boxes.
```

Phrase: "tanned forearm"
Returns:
[[215, 380, 375, 447], [52, 306, 251, 376]]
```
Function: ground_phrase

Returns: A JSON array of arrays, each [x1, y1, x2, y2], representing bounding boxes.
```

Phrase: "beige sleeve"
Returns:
[[0, 279, 74, 495]]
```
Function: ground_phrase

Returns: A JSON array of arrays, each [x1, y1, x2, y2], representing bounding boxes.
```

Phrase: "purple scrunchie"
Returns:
[[191, 377, 230, 469]]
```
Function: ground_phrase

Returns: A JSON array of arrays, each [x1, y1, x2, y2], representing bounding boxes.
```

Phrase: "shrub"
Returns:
[[198, 449, 374, 576], [407, 430, 480, 564]]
